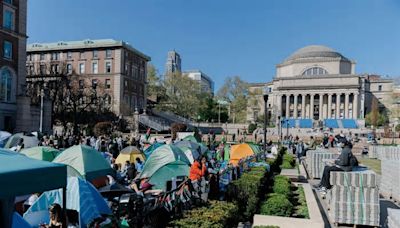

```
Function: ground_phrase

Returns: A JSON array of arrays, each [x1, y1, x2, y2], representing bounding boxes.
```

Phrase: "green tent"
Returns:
[[20, 146, 61, 161], [183, 135, 199, 143], [224, 144, 230, 161], [139, 145, 190, 178], [149, 161, 190, 190], [248, 143, 262, 154], [53, 145, 112, 181]]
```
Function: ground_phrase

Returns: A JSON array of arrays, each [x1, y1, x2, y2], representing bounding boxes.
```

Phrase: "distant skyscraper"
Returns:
[[165, 50, 181, 76], [183, 70, 214, 95]]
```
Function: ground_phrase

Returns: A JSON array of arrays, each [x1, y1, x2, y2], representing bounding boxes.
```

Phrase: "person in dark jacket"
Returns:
[[316, 140, 356, 194]]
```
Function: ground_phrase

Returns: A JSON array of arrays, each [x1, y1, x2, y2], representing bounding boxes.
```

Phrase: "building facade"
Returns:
[[165, 50, 181, 76], [26, 39, 151, 117], [247, 45, 394, 128], [0, 0, 29, 132], [183, 69, 214, 95]]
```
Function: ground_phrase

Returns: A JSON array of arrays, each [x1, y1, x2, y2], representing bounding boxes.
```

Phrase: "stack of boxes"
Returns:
[[305, 149, 337, 179], [327, 171, 380, 226], [388, 208, 400, 228]]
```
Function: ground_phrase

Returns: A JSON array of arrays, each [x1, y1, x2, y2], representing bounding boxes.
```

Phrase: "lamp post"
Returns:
[[263, 93, 269, 152], [278, 116, 281, 142]]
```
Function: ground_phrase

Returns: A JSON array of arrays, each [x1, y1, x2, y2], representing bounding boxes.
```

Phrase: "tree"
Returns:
[[217, 76, 249, 123], [156, 71, 202, 119], [365, 97, 388, 127], [146, 64, 165, 101]]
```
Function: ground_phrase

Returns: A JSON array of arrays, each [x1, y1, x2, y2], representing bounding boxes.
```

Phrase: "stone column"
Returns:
[[319, 94, 324, 120], [327, 93, 332, 119], [293, 94, 298, 118], [277, 94, 282, 118], [344, 93, 350, 119], [336, 93, 341, 118], [301, 94, 306, 118], [353, 93, 358, 119], [310, 94, 314, 120], [285, 95, 290, 119]]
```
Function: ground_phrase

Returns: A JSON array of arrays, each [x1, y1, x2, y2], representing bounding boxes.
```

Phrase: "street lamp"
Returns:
[[263, 92, 269, 152], [278, 116, 281, 142]]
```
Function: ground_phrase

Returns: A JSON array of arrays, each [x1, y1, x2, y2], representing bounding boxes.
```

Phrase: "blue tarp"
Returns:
[[12, 212, 31, 228], [24, 177, 111, 227]]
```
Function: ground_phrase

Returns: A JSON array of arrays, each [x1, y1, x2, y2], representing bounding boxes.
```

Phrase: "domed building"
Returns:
[[247, 45, 393, 129]]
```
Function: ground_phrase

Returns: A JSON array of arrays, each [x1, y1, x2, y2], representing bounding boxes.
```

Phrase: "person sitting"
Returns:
[[40, 203, 64, 228], [135, 157, 144, 173], [130, 177, 162, 195], [302, 136, 315, 156], [316, 140, 358, 195]]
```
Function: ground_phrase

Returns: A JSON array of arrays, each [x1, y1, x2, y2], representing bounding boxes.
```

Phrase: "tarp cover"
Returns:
[[20, 146, 61, 162], [179, 146, 200, 164], [4, 133, 39, 149], [53, 145, 112, 181], [149, 161, 190, 190], [0, 149, 67, 198], [24, 177, 111, 227], [143, 143, 163, 158], [140, 145, 190, 178]]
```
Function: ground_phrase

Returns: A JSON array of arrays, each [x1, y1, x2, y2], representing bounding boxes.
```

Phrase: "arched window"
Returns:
[[0, 68, 12, 102], [302, 67, 328, 76]]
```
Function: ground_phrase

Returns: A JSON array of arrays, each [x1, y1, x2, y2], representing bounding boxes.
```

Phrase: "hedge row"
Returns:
[[294, 186, 309, 219], [260, 175, 293, 217], [226, 166, 268, 221], [169, 200, 238, 228], [281, 153, 295, 169]]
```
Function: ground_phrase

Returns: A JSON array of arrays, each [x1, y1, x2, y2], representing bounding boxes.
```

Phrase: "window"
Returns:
[[80, 51, 85, 59], [0, 68, 12, 102], [78, 80, 84, 89], [378, 85, 382, 91], [93, 50, 98, 58], [4, 0, 12, 4], [67, 52, 72, 59], [302, 67, 328, 76], [124, 80, 128, 89], [3, 9, 14, 30], [3, 41, 12, 59], [92, 79, 98, 88], [28, 65, 34, 75], [105, 79, 111, 89], [51, 52, 59, 60], [79, 63, 85, 74], [92, 62, 98, 74], [40, 53, 45, 60], [67, 64, 72, 74], [27, 54, 32, 61], [40, 64, 46, 75], [106, 49, 112, 58], [105, 62, 111, 73]]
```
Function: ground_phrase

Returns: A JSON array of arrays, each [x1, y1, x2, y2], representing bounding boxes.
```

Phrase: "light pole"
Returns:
[[278, 116, 281, 142], [263, 93, 269, 152]]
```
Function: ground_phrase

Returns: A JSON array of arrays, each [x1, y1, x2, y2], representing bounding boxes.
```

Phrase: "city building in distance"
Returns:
[[26, 39, 150, 117], [247, 45, 393, 128], [183, 69, 214, 95], [165, 50, 181, 76]]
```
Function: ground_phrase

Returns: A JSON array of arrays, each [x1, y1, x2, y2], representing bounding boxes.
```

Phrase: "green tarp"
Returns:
[[248, 143, 262, 154], [53, 145, 112, 181], [139, 145, 190, 178], [149, 161, 190, 190], [20, 146, 61, 162], [0, 149, 67, 198], [183, 135, 199, 143]]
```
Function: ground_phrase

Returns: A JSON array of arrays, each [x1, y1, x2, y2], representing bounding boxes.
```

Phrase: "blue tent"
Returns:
[[0, 149, 67, 228], [12, 212, 31, 228], [24, 177, 111, 227]]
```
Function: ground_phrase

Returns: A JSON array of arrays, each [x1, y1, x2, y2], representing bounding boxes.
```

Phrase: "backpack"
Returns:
[[349, 152, 359, 167]]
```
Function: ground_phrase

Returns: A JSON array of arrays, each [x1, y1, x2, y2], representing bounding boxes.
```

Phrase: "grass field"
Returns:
[[357, 156, 381, 174]]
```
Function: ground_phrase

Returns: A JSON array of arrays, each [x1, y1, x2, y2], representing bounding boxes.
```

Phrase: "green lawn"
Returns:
[[357, 156, 381, 174]]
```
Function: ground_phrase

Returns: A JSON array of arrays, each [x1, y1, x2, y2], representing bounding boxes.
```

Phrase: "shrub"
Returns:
[[170, 200, 238, 228], [260, 194, 293, 217], [294, 186, 309, 218], [93, 121, 112, 137], [272, 175, 291, 197], [248, 123, 257, 134], [171, 122, 187, 140]]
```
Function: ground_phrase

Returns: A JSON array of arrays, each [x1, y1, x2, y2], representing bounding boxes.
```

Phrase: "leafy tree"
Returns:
[[146, 64, 165, 101], [156, 72, 202, 119], [217, 76, 249, 123]]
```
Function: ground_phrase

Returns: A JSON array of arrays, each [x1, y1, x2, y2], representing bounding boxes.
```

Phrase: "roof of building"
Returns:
[[283, 45, 349, 63], [27, 39, 150, 60]]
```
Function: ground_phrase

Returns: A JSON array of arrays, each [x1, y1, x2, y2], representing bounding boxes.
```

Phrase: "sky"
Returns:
[[28, 0, 400, 90]]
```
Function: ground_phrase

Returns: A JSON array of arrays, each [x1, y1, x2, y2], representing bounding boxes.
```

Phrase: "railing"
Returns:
[[139, 115, 170, 131], [153, 110, 194, 125]]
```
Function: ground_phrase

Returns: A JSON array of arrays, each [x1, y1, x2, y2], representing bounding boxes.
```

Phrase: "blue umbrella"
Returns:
[[24, 177, 111, 227]]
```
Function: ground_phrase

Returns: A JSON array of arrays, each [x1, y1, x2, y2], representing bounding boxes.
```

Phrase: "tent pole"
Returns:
[[62, 187, 67, 228]]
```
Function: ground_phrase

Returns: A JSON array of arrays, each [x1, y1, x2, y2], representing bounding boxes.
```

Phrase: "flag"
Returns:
[[145, 128, 151, 141]]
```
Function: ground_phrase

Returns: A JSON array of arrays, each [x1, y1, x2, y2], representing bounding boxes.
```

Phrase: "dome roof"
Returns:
[[284, 45, 348, 63]]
